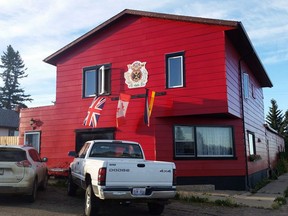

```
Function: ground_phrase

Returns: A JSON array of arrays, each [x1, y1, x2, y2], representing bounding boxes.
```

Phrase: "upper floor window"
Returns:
[[83, 64, 111, 98], [243, 73, 249, 99], [174, 125, 234, 159], [166, 52, 184, 88], [252, 83, 256, 99]]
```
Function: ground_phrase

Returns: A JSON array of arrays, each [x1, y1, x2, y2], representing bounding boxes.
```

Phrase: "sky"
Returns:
[[0, 0, 287, 116]]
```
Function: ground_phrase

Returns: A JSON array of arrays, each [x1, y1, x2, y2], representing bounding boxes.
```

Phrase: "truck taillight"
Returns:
[[173, 169, 177, 186], [16, 160, 32, 168], [98, 168, 106, 186]]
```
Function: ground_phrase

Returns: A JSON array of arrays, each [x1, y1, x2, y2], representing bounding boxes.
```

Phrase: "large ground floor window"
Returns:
[[174, 125, 234, 158]]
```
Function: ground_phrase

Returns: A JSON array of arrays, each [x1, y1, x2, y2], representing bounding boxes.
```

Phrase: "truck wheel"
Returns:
[[85, 184, 100, 216], [148, 202, 165, 215], [67, 174, 77, 196]]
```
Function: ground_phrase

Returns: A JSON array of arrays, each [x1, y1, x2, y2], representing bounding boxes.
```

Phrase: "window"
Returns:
[[89, 143, 143, 159], [78, 142, 91, 158], [174, 126, 195, 157], [83, 64, 111, 97], [243, 73, 249, 99], [248, 131, 256, 155], [166, 52, 184, 88], [24, 131, 41, 153], [252, 84, 256, 99], [0, 149, 26, 162], [174, 125, 234, 158], [29, 149, 41, 162]]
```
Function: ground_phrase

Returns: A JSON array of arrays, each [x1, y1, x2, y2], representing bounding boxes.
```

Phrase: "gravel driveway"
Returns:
[[0, 183, 287, 216]]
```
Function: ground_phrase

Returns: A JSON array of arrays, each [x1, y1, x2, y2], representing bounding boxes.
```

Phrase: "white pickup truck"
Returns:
[[67, 140, 176, 216]]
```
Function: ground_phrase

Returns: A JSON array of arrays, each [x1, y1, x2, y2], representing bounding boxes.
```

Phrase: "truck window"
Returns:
[[89, 143, 143, 159], [78, 142, 91, 158]]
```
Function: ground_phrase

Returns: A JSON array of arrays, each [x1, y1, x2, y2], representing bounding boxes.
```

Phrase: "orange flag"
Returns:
[[144, 89, 156, 127]]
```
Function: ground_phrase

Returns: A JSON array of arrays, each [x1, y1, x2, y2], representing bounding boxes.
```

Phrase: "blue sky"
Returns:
[[0, 0, 287, 116]]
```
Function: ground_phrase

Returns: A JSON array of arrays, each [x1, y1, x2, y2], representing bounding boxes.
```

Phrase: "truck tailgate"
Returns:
[[105, 160, 174, 187]]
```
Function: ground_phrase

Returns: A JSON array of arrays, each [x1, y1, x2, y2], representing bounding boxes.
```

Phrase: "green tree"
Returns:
[[283, 110, 288, 152], [266, 99, 284, 134], [266, 99, 288, 155], [0, 45, 32, 109]]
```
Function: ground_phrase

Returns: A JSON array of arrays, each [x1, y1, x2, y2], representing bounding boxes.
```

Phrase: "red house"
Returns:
[[19, 9, 284, 190]]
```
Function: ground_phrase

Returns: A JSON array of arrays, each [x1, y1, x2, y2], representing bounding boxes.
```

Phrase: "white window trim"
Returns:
[[167, 54, 184, 88], [98, 65, 105, 95], [24, 131, 41, 153]]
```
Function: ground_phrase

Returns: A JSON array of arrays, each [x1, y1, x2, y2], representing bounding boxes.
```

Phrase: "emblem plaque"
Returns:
[[124, 61, 148, 88]]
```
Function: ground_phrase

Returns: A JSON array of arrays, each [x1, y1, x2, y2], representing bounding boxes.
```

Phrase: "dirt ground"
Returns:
[[0, 182, 287, 216]]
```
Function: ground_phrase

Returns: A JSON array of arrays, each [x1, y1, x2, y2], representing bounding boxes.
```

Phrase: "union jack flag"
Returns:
[[83, 96, 106, 127]]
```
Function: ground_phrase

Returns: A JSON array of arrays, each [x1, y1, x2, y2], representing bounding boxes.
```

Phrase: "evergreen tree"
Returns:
[[266, 99, 284, 134], [283, 110, 288, 151], [0, 45, 32, 109]]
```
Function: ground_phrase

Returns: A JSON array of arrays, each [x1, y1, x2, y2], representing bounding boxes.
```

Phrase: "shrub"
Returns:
[[214, 198, 239, 207]]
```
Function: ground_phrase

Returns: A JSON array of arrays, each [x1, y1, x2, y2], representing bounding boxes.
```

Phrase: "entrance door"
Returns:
[[75, 128, 115, 153]]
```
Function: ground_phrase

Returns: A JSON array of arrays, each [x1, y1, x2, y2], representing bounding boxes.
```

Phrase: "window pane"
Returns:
[[29, 149, 41, 162], [196, 127, 233, 157], [243, 73, 249, 99], [24, 132, 40, 152], [84, 66, 111, 97], [174, 126, 195, 157], [248, 133, 255, 155], [0, 149, 26, 162], [98, 66, 111, 95], [168, 56, 183, 88], [85, 70, 97, 97]]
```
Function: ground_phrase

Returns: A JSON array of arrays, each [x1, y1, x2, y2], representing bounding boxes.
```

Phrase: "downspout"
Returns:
[[238, 57, 250, 190]]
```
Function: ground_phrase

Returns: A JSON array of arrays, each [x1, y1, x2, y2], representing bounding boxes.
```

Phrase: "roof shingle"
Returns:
[[0, 109, 19, 128]]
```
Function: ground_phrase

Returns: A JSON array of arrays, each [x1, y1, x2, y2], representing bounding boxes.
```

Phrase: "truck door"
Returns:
[[73, 142, 90, 180]]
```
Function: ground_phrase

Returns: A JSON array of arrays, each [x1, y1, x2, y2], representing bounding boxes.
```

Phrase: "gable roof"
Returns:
[[0, 109, 19, 128], [44, 9, 272, 88]]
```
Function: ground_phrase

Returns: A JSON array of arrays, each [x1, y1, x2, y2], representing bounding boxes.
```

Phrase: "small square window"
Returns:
[[166, 52, 184, 88], [83, 64, 111, 98]]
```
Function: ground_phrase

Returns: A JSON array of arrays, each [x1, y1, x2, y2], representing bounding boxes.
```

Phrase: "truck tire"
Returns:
[[85, 184, 100, 216], [148, 202, 165, 215], [67, 174, 77, 196]]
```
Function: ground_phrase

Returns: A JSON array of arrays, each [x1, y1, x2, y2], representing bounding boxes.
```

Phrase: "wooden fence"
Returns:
[[0, 136, 19, 145]]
